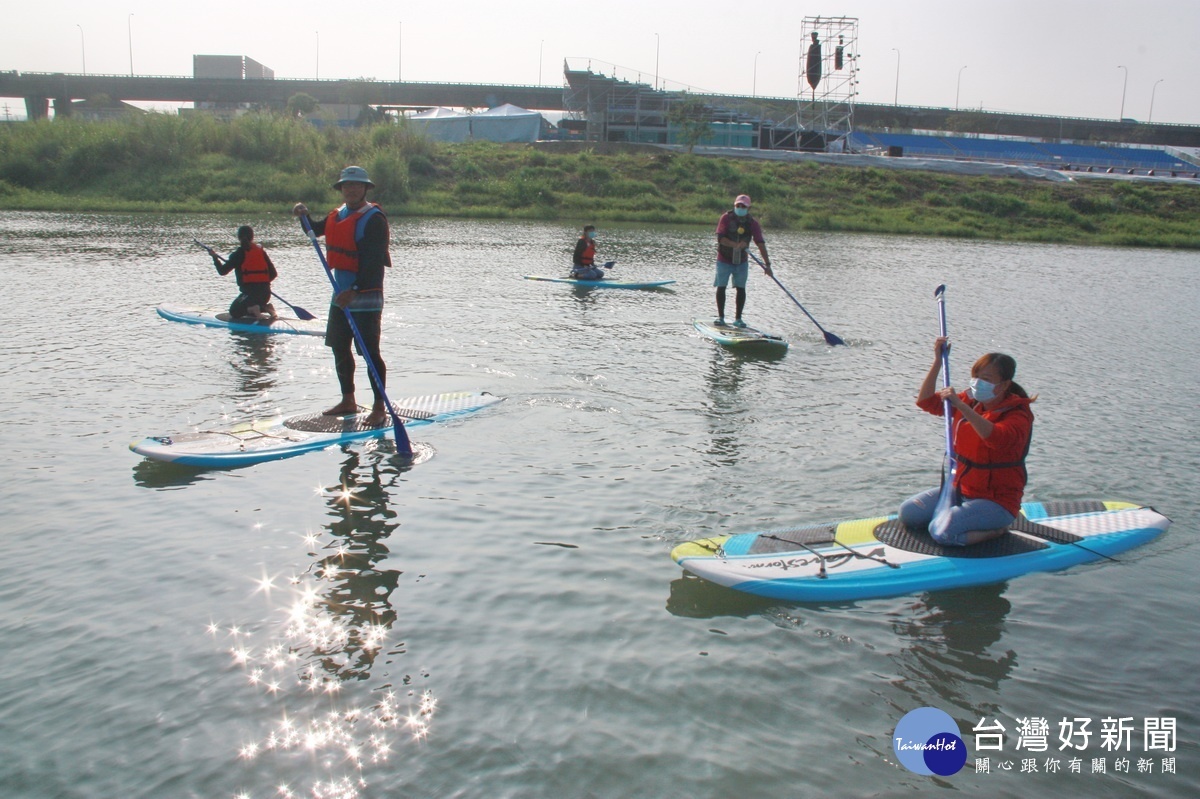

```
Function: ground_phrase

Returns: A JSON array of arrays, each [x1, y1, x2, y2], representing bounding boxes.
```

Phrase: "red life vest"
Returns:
[[579, 236, 595, 266], [717, 211, 754, 265], [949, 394, 1035, 516], [324, 203, 387, 272], [239, 243, 271, 284]]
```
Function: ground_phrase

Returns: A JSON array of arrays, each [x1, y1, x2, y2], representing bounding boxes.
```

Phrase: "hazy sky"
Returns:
[[4, 0, 1198, 125]]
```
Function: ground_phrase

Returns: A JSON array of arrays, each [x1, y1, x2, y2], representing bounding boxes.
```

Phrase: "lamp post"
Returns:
[[955, 65, 967, 110], [539, 39, 544, 86], [753, 51, 761, 97], [316, 31, 320, 80], [654, 33, 660, 91], [1149, 78, 1164, 123], [1117, 65, 1128, 120], [891, 48, 900, 106], [398, 21, 402, 82], [76, 24, 86, 75], [126, 14, 133, 76]]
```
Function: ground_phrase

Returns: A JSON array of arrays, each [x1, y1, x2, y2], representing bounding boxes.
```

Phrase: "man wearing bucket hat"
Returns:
[[292, 166, 393, 426], [713, 194, 771, 327]]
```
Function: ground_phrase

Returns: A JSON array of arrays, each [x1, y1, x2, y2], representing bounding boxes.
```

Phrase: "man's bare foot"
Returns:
[[323, 400, 359, 416], [363, 408, 389, 427]]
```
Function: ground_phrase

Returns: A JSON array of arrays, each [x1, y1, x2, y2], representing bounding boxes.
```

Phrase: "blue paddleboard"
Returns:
[[131, 391, 504, 468], [157, 303, 324, 336], [672, 500, 1169, 602], [523, 275, 675, 289], [693, 318, 788, 350]]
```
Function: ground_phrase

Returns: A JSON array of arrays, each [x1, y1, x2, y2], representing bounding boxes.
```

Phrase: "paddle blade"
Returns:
[[290, 305, 318, 321], [603, 261, 616, 268], [823, 330, 847, 346]]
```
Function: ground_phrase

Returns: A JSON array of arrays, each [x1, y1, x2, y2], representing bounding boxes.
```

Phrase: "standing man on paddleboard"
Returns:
[[900, 339, 1036, 546], [292, 166, 392, 427], [714, 194, 771, 327]]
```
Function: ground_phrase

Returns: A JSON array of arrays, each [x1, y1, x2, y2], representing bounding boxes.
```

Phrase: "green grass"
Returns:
[[2, 113, 1199, 248]]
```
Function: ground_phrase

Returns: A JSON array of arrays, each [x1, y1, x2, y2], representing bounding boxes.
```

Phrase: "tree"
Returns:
[[286, 93, 319, 118], [668, 93, 713, 153]]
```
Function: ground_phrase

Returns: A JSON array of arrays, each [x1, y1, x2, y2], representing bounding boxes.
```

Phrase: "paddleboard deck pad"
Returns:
[[671, 500, 1169, 602], [523, 275, 675, 289], [131, 391, 504, 468], [157, 303, 324, 336], [693, 318, 788, 350]]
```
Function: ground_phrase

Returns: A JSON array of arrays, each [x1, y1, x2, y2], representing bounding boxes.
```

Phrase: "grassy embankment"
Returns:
[[2, 112, 1199, 248]]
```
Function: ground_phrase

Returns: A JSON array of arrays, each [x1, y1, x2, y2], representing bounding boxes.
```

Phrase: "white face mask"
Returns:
[[968, 377, 996, 402]]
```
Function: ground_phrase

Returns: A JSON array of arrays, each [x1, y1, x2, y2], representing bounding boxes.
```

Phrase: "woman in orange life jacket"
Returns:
[[899, 337, 1036, 546], [571, 225, 605, 280], [292, 165, 393, 427], [212, 225, 278, 320]]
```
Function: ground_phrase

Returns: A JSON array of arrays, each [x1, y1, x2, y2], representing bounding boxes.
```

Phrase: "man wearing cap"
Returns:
[[292, 166, 393, 426], [714, 194, 772, 327]]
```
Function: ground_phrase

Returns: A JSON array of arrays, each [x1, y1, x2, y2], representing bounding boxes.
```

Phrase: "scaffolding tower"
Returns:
[[795, 16, 860, 151]]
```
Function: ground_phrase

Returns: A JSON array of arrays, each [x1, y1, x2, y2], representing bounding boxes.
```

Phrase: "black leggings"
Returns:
[[325, 309, 385, 403]]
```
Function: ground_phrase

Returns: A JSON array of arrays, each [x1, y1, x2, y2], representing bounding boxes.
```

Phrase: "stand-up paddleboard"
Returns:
[[522, 275, 675, 289], [671, 500, 1169, 602], [693, 318, 788, 351], [131, 392, 504, 468], [157, 304, 324, 336]]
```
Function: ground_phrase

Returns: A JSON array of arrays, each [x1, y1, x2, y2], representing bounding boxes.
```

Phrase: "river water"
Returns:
[[0, 210, 1196, 799]]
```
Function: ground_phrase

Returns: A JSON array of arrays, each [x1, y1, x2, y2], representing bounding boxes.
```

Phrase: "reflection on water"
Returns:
[[208, 445, 432, 798], [887, 583, 1017, 714], [228, 332, 280, 399]]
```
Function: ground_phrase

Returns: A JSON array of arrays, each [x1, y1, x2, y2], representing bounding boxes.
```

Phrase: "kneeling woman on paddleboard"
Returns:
[[900, 337, 1036, 546]]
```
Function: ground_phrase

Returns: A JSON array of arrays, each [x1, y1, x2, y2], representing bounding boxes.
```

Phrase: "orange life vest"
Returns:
[[579, 237, 595, 266], [239, 243, 271, 284], [324, 203, 387, 272]]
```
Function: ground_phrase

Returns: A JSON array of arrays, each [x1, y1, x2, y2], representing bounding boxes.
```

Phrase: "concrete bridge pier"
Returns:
[[25, 95, 49, 120]]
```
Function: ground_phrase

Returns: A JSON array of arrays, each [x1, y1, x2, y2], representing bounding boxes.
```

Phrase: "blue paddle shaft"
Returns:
[[300, 214, 412, 457], [933, 285, 957, 519]]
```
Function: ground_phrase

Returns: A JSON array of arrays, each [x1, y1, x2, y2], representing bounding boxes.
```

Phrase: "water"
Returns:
[[0, 210, 1197, 798]]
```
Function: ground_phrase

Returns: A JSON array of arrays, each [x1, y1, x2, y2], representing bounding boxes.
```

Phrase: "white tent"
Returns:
[[469, 104, 544, 143], [408, 107, 471, 143]]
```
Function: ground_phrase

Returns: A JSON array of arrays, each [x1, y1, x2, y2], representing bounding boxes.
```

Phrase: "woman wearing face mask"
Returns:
[[570, 225, 606, 280], [899, 336, 1036, 546]]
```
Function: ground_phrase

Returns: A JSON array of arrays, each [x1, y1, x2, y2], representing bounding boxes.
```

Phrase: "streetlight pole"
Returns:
[[539, 39, 544, 86], [127, 14, 134, 76], [753, 51, 761, 97], [1149, 78, 1164, 123], [955, 65, 967, 110], [76, 24, 86, 75], [654, 33, 660, 91], [316, 31, 320, 80], [398, 21, 402, 82], [891, 48, 900, 106], [1117, 65, 1128, 120]]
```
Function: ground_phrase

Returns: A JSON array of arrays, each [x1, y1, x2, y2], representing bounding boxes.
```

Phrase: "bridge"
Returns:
[[0, 71, 568, 119], [3, 69, 1199, 150]]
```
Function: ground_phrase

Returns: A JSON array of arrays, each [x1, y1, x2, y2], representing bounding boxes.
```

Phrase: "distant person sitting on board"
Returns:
[[570, 225, 606, 280], [714, 195, 771, 327], [212, 225, 278, 320], [292, 165, 392, 427], [899, 338, 1036, 546]]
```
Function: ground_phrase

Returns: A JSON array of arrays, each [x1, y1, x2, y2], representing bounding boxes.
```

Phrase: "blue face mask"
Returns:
[[734, 207, 749, 218], [587, 231, 597, 239], [968, 377, 996, 402]]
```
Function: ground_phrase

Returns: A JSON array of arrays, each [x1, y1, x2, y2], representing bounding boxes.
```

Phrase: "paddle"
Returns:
[[192, 238, 318, 321], [299, 215, 413, 458], [930, 284, 959, 531], [748, 252, 845, 346]]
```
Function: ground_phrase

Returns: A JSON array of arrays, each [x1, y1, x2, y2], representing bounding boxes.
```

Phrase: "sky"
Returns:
[[4, 0, 1199, 125]]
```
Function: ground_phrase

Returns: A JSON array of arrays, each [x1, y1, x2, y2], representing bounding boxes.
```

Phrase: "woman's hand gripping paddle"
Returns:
[[298, 216, 413, 458]]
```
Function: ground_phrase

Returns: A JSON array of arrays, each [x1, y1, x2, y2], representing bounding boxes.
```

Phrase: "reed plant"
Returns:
[[1, 112, 1198, 248]]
